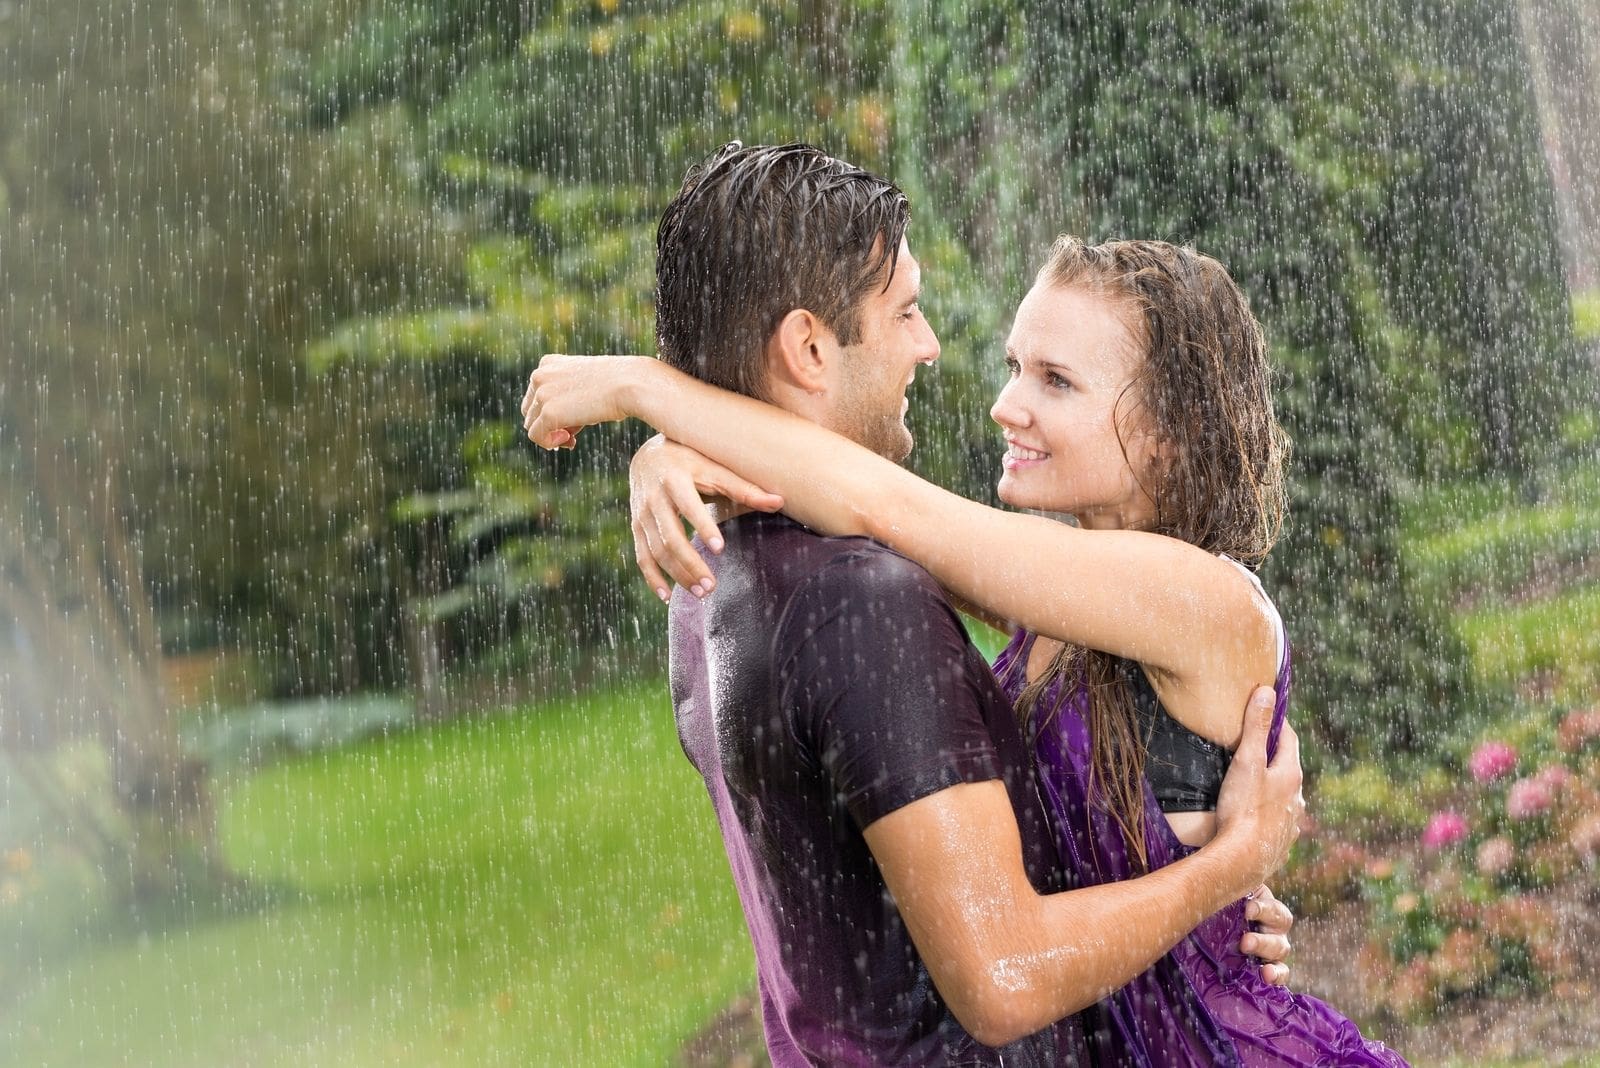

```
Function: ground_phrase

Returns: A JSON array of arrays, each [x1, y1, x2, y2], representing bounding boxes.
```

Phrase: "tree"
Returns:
[[0, 0, 463, 899], [302, 0, 1589, 758]]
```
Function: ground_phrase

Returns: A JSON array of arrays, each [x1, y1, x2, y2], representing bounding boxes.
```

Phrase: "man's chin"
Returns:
[[884, 425, 914, 463]]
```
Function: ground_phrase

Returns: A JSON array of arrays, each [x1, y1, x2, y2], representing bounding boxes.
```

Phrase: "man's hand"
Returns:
[[520, 354, 650, 449], [630, 435, 784, 602], [1212, 687, 1304, 894], [1243, 883, 1295, 987]]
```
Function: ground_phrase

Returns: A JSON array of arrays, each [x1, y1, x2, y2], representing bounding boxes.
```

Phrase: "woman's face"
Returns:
[[991, 283, 1163, 530]]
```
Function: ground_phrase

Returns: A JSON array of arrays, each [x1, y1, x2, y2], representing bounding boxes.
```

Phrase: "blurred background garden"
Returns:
[[2, 1, 1598, 1064]]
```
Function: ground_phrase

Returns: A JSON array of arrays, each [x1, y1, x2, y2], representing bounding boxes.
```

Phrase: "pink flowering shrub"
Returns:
[[1505, 776, 1555, 821], [1422, 810, 1470, 850], [1475, 836, 1515, 876], [1358, 862, 1572, 1020], [1557, 708, 1600, 753], [1468, 740, 1518, 783], [1275, 839, 1371, 918], [1283, 702, 1600, 1023]]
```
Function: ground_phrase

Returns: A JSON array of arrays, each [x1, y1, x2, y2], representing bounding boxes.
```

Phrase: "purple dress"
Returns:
[[994, 630, 1408, 1067]]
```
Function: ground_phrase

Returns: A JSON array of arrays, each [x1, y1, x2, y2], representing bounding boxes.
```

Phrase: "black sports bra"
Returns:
[[1121, 659, 1231, 813]]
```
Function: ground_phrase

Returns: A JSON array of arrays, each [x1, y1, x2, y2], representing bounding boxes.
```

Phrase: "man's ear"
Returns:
[[765, 308, 835, 395]]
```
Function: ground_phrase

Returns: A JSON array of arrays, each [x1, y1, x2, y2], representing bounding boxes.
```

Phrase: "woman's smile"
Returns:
[[1002, 438, 1052, 471]]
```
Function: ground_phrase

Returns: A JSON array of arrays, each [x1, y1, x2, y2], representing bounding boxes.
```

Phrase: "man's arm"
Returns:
[[862, 686, 1301, 1047]]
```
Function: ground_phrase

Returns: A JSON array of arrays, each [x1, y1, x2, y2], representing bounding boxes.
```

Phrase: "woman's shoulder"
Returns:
[[1216, 553, 1287, 675]]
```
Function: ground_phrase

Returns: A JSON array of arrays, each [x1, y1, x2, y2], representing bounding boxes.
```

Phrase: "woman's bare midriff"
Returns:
[[1165, 810, 1217, 848]]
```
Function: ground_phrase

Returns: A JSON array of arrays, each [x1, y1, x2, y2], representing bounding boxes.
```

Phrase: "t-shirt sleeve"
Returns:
[[774, 548, 1006, 830]]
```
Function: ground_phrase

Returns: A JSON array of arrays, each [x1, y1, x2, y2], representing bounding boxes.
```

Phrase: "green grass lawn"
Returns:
[[3, 681, 752, 1067], [1402, 461, 1600, 699], [1459, 583, 1600, 699]]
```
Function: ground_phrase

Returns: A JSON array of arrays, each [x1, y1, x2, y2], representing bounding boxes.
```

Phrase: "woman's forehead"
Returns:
[[1008, 286, 1143, 370]]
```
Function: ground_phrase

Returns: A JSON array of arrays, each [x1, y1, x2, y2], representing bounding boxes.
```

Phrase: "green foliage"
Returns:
[[4, 684, 751, 1066], [1575, 289, 1600, 343], [1316, 763, 1434, 839], [297, 1, 913, 676], [295, 0, 1590, 741]]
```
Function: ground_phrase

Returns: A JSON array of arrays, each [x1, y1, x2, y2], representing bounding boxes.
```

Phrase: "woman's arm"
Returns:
[[629, 435, 1018, 633], [524, 355, 1278, 741]]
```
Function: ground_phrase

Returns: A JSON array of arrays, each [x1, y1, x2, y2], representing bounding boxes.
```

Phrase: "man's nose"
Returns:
[[919, 323, 941, 365]]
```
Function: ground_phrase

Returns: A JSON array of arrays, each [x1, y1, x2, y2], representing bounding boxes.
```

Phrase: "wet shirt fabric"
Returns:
[[669, 512, 1089, 1067]]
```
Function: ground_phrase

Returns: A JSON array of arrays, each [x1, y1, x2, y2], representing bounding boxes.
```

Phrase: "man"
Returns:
[[524, 142, 1301, 1065]]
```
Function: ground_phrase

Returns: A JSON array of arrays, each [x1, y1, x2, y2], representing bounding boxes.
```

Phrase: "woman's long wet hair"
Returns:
[[1012, 236, 1290, 871]]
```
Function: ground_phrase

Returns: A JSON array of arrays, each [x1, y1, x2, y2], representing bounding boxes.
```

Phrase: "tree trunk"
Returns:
[[0, 423, 230, 900]]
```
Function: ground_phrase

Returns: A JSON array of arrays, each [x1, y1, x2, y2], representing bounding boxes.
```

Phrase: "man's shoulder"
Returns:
[[725, 513, 943, 601], [796, 539, 943, 601]]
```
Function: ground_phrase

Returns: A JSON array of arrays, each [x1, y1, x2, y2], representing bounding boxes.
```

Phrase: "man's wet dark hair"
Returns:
[[655, 142, 910, 400]]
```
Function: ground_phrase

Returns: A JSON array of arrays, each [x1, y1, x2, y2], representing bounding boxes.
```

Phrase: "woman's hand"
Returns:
[[631, 435, 784, 601], [521, 354, 652, 449]]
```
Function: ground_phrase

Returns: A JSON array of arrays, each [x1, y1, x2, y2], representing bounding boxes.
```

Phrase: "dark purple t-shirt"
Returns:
[[669, 513, 1087, 1066]]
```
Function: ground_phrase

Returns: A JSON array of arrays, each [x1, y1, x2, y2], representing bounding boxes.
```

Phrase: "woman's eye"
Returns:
[[1004, 357, 1020, 376], [1046, 371, 1071, 389]]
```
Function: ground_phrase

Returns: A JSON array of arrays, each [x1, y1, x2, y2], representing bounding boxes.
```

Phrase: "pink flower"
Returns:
[[1468, 741, 1518, 783], [1557, 709, 1600, 753], [1571, 817, 1600, 864], [1476, 835, 1515, 876], [1506, 776, 1554, 820], [1422, 810, 1470, 850], [1533, 764, 1572, 794]]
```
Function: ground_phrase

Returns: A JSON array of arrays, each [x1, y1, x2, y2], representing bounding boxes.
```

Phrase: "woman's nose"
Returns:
[[991, 382, 1027, 428]]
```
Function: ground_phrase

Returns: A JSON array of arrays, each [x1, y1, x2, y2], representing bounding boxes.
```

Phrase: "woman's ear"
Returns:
[[765, 308, 835, 395]]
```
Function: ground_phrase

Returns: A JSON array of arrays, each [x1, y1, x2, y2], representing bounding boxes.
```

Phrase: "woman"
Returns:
[[524, 236, 1404, 1066]]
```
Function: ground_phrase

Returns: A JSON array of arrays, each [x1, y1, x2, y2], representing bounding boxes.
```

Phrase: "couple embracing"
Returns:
[[523, 142, 1406, 1066]]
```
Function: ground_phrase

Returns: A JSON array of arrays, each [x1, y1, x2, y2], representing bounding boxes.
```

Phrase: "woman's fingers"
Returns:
[[713, 475, 784, 514], [666, 475, 726, 554], [631, 515, 672, 604], [1259, 962, 1291, 988], [649, 492, 715, 593]]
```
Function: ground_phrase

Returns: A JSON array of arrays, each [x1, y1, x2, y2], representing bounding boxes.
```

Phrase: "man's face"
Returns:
[[833, 240, 941, 461]]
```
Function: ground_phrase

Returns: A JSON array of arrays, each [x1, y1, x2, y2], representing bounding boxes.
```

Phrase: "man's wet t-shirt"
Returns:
[[669, 512, 1088, 1066]]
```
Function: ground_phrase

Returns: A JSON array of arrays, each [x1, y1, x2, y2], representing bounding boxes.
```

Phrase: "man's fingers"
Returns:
[[1242, 931, 1291, 964], [1232, 685, 1277, 768], [1245, 886, 1295, 935], [1259, 962, 1291, 988], [1275, 719, 1300, 771]]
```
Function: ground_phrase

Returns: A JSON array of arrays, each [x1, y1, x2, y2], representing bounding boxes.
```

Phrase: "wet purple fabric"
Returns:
[[994, 630, 1409, 1067]]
